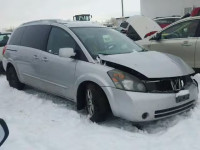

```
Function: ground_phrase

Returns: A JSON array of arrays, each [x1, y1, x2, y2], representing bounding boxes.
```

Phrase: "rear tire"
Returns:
[[0, 62, 5, 74], [6, 66, 25, 90], [85, 83, 109, 122]]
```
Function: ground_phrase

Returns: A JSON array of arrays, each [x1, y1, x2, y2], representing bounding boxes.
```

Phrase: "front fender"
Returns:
[[74, 73, 118, 114], [74, 73, 114, 100]]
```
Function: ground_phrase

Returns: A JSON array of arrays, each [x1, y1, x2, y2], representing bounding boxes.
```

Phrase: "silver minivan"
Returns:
[[2, 20, 198, 123]]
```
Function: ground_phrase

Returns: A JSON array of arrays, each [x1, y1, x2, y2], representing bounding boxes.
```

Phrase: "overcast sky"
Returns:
[[0, 0, 141, 30]]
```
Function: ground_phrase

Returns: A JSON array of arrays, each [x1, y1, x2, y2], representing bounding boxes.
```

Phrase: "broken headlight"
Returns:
[[108, 69, 146, 92]]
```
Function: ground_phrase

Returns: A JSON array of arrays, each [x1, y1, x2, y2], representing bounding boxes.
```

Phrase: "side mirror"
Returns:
[[151, 33, 161, 41], [0, 119, 9, 147], [59, 48, 76, 58]]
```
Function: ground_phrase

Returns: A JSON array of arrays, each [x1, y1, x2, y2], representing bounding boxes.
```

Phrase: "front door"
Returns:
[[39, 27, 78, 100]]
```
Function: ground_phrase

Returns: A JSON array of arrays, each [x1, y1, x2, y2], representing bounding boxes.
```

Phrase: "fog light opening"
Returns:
[[142, 112, 149, 120]]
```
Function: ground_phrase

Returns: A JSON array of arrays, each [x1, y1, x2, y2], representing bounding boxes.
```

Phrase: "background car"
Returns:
[[154, 16, 181, 28], [191, 7, 200, 17], [0, 33, 11, 72], [119, 15, 161, 41], [136, 16, 200, 72]]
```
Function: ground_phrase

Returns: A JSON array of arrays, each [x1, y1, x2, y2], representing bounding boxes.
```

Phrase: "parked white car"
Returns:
[[137, 16, 200, 71], [120, 15, 161, 41]]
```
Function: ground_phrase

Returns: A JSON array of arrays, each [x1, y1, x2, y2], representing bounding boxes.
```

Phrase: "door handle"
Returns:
[[182, 41, 192, 46], [42, 57, 48, 62], [33, 55, 39, 59]]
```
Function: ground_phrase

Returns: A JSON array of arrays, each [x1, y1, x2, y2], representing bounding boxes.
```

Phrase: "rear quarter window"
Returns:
[[21, 25, 51, 50], [9, 28, 24, 45]]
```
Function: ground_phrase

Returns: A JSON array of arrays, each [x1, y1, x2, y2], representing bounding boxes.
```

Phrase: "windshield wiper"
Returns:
[[98, 52, 110, 55]]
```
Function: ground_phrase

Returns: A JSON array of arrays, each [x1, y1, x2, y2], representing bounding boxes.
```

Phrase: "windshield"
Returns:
[[71, 27, 143, 58]]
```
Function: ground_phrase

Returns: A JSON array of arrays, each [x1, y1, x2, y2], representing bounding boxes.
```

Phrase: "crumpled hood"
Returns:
[[100, 51, 194, 78]]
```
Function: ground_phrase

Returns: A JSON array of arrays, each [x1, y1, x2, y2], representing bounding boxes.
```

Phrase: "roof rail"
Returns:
[[22, 19, 66, 25]]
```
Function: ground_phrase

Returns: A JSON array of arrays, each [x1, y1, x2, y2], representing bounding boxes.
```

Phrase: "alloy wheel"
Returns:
[[86, 89, 94, 116]]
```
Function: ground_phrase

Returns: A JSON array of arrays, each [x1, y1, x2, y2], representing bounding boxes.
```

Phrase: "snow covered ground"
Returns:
[[0, 74, 200, 150]]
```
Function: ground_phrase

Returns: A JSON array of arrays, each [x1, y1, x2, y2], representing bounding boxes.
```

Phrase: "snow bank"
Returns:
[[0, 74, 200, 150]]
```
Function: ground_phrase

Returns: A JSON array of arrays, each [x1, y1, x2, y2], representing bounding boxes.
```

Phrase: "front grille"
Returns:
[[154, 100, 195, 119], [145, 75, 193, 93]]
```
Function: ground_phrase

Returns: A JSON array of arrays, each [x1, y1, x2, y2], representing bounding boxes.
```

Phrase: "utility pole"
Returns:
[[121, 0, 124, 17]]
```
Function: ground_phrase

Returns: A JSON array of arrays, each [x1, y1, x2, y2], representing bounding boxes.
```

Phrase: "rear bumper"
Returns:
[[102, 83, 198, 122]]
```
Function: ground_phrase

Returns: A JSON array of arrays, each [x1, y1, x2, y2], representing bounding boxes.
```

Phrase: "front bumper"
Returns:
[[102, 83, 198, 122]]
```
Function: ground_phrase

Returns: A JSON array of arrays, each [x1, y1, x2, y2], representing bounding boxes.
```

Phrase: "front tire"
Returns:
[[6, 66, 25, 90], [85, 83, 109, 122]]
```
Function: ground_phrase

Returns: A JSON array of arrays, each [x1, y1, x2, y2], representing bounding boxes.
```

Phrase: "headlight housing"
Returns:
[[107, 69, 146, 92]]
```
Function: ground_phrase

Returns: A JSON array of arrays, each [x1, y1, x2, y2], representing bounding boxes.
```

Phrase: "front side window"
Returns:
[[160, 20, 199, 39], [47, 27, 76, 55], [71, 27, 143, 58], [0, 34, 10, 47]]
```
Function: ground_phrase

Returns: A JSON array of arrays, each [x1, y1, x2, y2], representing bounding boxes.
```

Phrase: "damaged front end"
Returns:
[[102, 60, 197, 94], [144, 75, 196, 93]]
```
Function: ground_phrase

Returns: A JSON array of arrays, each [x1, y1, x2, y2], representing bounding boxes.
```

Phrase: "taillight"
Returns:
[[144, 31, 157, 38], [2, 45, 7, 55]]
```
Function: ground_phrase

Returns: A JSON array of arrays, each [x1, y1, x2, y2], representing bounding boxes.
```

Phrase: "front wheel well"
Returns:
[[76, 81, 111, 112]]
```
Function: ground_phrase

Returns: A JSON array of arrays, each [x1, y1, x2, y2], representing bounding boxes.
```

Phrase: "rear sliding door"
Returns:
[[18, 25, 51, 88], [38, 26, 78, 99]]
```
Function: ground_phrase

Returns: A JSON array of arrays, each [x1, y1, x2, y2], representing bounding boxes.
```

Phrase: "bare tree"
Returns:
[[110, 18, 118, 26], [5, 27, 15, 32], [104, 18, 118, 27]]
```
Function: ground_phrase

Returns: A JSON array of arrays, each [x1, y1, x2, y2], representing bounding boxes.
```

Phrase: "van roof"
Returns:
[[21, 19, 104, 28]]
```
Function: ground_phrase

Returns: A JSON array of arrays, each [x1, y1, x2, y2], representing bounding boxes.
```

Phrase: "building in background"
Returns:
[[141, 0, 200, 18]]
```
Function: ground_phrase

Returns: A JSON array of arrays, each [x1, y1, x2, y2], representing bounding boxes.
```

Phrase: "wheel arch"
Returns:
[[75, 78, 113, 114], [5, 61, 22, 83]]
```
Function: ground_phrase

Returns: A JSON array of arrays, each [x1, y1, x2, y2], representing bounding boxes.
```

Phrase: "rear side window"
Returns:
[[127, 25, 141, 41], [9, 28, 24, 45], [21, 25, 51, 50], [47, 27, 76, 55]]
